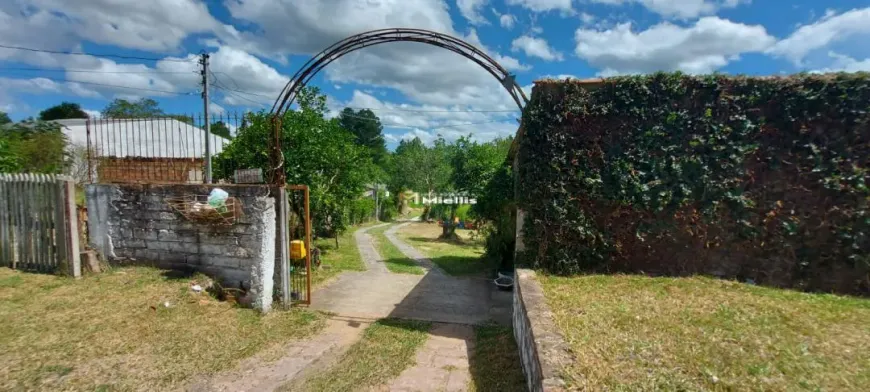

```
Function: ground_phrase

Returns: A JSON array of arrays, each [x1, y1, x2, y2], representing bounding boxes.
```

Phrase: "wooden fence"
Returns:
[[0, 174, 81, 276]]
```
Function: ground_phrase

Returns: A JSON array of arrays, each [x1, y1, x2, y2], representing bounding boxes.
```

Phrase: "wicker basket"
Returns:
[[166, 194, 243, 225]]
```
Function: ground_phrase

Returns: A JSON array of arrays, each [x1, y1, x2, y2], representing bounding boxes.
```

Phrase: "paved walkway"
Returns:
[[310, 223, 511, 325], [377, 323, 475, 392], [189, 318, 368, 392]]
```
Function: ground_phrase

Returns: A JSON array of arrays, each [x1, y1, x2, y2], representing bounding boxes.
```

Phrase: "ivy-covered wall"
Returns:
[[517, 73, 870, 294]]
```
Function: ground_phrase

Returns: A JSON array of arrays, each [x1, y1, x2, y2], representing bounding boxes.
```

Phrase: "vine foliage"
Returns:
[[517, 73, 870, 294]]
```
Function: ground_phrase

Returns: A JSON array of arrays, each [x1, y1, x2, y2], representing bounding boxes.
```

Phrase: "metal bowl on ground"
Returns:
[[494, 276, 514, 291]]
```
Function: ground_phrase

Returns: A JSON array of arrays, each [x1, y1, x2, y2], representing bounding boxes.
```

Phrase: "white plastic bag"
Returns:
[[208, 188, 229, 208]]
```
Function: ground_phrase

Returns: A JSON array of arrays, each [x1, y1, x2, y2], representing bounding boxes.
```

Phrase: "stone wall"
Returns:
[[86, 183, 276, 312], [513, 269, 572, 391]]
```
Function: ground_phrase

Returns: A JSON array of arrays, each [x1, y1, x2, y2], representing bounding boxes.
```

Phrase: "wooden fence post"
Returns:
[[0, 174, 8, 266], [56, 177, 81, 277]]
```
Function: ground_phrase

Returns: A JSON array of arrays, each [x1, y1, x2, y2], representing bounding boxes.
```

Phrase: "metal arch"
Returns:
[[270, 28, 529, 116]]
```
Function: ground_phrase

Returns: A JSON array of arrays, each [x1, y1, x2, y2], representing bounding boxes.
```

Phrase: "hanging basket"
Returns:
[[166, 194, 243, 225]]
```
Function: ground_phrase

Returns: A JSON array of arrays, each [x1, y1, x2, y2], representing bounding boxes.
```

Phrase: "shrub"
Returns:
[[517, 73, 870, 294]]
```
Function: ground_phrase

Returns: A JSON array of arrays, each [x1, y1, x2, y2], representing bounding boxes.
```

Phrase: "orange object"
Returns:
[[290, 240, 307, 260]]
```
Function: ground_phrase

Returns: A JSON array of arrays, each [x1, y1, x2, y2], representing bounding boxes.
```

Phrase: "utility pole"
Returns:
[[374, 183, 380, 221], [200, 53, 212, 183]]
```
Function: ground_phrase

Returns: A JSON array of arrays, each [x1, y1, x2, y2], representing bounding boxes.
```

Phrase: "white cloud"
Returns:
[[589, 0, 749, 19], [2, 0, 220, 53], [457, 0, 489, 25], [83, 109, 101, 118], [768, 7, 870, 66], [208, 102, 226, 114], [575, 17, 775, 75], [224, 0, 526, 110], [500, 14, 517, 29], [506, 0, 574, 14], [0, 77, 101, 99], [512, 35, 564, 61], [580, 12, 596, 24], [338, 90, 519, 145], [812, 52, 870, 73]]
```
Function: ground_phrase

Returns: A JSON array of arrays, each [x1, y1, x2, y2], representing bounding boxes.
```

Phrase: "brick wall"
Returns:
[[97, 157, 204, 183], [85, 183, 277, 311]]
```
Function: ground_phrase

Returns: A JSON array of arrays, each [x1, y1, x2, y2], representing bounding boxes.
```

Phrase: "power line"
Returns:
[[214, 85, 519, 113], [31, 76, 194, 95], [212, 84, 266, 107], [0, 66, 196, 74], [0, 43, 194, 63]]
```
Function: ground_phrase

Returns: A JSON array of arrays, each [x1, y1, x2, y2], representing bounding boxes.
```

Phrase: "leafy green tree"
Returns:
[[0, 111, 12, 125], [102, 98, 164, 117], [210, 121, 232, 139], [38, 102, 88, 120], [0, 120, 69, 173], [451, 136, 512, 199], [338, 108, 388, 166], [213, 87, 375, 246]]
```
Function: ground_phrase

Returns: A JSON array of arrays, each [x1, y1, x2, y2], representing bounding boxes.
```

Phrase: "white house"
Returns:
[[55, 118, 230, 158]]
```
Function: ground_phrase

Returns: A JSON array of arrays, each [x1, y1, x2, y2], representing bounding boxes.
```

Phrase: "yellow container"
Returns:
[[290, 240, 307, 260]]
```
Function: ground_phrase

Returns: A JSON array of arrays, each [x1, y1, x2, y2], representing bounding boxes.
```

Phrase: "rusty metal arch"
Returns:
[[271, 28, 529, 116], [267, 28, 529, 184]]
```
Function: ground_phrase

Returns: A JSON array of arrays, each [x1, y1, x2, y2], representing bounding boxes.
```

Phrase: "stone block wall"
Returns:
[[513, 269, 573, 391], [86, 183, 276, 312]]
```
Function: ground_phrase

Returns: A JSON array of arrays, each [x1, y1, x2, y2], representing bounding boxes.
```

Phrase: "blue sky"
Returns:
[[1, 0, 869, 148]]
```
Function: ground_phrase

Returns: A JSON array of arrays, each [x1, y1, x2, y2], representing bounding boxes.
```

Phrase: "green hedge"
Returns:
[[517, 73, 870, 294]]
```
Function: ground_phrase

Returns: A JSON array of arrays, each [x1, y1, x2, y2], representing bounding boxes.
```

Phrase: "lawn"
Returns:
[[540, 274, 870, 391], [369, 224, 425, 275], [396, 222, 492, 276], [296, 318, 430, 392], [468, 324, 527, 392], [310, 220, 382, 287], [0, 267, 324, 391]]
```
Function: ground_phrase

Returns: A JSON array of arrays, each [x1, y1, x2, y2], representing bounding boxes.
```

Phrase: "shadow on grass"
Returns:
[[468, 324, 527, 392], [432, 255, 496, 277], [381, 257, 426, 275], [404, 236, 482, 249]]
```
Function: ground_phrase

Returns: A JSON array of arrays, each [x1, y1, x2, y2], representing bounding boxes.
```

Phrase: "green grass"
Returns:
[[469, 324, 526, 392], [397, 223, 492, 276], [311, 220, 382, 287], [0, 266, 324, 391], [299, 318, 431, 392], [539, 274, 870, 391], [368, 224, 424, 275]]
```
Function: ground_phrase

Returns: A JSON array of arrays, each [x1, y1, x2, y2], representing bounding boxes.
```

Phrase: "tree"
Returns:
[[338, 108, 388, 166], [0, 120, 69, 174], [39, 102, 88, 121], [102, 98, 164, 117], [0, 111, 11, 125], [389, 136, 452, 199], [451, 136, 512, 198], [213, 87, 375, 247], [210, 121, 232, 139]]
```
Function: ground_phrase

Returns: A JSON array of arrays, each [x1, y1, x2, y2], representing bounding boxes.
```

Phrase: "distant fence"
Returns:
[[68, 113, 248, 184], [0, 174, 81, 275]]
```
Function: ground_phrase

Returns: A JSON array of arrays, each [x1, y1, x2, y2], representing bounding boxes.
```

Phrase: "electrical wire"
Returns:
[[31, 76, 194, 95], [0, 43, 194, 62], [212, 85, 519, 114], [0, 66, 196, 74]]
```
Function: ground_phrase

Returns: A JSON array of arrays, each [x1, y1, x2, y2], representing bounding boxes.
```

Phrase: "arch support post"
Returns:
[[270, 114, 285, 185]]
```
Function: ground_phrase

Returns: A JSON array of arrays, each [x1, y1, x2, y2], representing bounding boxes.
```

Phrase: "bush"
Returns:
[[348, 198, 376, 225], [517, 73, 870, 294], [380, 202, 398, 222]]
